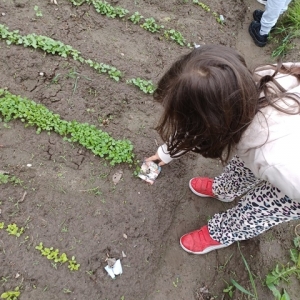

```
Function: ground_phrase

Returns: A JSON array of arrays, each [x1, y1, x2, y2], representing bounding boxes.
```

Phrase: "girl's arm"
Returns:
[[145, 143, 174, 166]]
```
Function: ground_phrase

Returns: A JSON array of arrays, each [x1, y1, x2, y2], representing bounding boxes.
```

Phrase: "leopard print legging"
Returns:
[[208, 156, 300, 245]]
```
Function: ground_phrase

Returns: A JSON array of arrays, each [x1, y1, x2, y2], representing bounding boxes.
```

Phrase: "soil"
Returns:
[[0, 0, 299, 300]]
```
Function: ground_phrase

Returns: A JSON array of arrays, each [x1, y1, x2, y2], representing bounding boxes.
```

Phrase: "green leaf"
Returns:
[[230, 279, 255, 297]]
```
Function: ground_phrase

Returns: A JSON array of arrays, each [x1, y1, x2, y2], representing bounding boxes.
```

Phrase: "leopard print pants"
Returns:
[[208, 156, 300, 245]]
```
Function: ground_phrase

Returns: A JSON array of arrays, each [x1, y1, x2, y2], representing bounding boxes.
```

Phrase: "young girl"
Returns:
[[146, 44, 300, 254]]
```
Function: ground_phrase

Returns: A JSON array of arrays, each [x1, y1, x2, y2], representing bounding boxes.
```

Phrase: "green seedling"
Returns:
[[0, 222, 4, 229], [34, 5, 43, 17], [265, 235, 300, 299], [128, 12, 143, 24], [87, 0, 129, 18], [223, 281, 234, 298], [68, 256, 80, 271], [0, 174, 22, 186], [164, 29, 186, 46], [36, 242, 78, 271], [230, 243, 258, 299], [69, 0, 86, 5], [0, 89, 135, 166], [6, 224, 24, 237], [127, 78, 155, 94], [141, 18, 164, 33], [1, 287, 20, 300], [193, 0, 210, 12]]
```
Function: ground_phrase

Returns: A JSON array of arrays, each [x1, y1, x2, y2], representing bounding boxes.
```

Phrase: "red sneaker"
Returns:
[[189, 177, 214, 197], [180, 225, 228, 254]]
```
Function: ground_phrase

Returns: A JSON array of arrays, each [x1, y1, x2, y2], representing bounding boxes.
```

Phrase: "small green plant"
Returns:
[[86, 0, 129, 18], [164, 29, 186, 46], [1, 287, 20, 300], [0, 174, 22, 186], [223, 281, 234, 298], [265, 234, 300, 299], [141, 18, 164, 33], [68, 256, 80, 271], [193, 0, 210, 12], [128, 12, 144, 24], [230, 243, 258, 300], [34, 5, 43, 17], [127, 78, 155, 94], [0, 222, 4, 229], [35, 242, 79, 271], [6, 224, 24, 237]]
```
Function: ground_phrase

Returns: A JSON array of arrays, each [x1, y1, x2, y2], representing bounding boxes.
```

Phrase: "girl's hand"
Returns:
[[145, 152, 166, 166]]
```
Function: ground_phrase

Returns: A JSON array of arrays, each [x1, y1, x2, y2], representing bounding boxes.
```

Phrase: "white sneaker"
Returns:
[[257, 0, 267, 5]]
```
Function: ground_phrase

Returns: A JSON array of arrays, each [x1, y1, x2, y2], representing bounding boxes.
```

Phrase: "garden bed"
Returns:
[[0, 0, 299, 299]]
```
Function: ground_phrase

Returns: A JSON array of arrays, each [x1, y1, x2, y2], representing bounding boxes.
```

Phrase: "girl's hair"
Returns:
[[154, 45, 300, 163]]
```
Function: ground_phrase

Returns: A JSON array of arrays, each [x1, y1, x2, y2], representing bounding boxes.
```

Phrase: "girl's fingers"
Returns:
[[145, 155, 159, 162]]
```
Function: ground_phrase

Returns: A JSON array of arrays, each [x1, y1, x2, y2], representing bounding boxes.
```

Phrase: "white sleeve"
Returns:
[[157, 144, 174, 164]]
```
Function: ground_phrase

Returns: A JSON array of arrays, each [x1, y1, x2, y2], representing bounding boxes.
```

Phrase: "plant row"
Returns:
[[35, 242, 80, 271], [0, 89, 134, 166], [68, 0, 188, 46], [0, 24, 155, 94], [193, 0, 224, 24]]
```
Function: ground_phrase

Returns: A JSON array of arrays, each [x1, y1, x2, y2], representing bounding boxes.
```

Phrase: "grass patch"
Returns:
[[270, 0, 300, 57]]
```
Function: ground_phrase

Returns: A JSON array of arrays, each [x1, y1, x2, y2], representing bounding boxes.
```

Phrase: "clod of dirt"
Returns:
[[112, 170, 123, 185], [106, 258, 116, 267]]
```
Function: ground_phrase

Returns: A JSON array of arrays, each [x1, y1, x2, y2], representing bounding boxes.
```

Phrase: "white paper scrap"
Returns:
[[104, 259, 123, 279]]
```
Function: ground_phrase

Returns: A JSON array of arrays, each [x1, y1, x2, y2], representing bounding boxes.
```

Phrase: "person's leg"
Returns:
[[212, 155, 261, 202], [181, 180, 300, 254], [189, 155, 261, 202], [260, 0, 292, 34], [208, 181, 300, 245]]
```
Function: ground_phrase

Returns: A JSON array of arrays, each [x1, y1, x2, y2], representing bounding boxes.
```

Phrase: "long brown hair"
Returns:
[[154, 45, 259, 163], [155, 46, 300, 162]]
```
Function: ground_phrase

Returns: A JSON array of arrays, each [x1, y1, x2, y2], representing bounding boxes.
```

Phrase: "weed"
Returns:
[[126, 78, 155, 94], [128, 12, 143, 24], [0, 222, 4, 229], [223, 280, 234, 298], [230, 243, 258, 299], [141, 18, 164, 33], [34, 5, 43, 17], [265, 233, 300, 299]]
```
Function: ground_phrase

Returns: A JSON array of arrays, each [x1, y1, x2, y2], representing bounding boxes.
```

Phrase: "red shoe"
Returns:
[[189, 177, 214, 197], [180, 225, 228, 254]]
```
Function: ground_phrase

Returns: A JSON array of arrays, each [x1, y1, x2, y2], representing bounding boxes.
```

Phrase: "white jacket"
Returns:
[[157, 64, 300, 201]]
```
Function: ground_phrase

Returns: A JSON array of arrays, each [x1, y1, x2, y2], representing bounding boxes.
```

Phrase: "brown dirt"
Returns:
[[0, 0, 299, 299]]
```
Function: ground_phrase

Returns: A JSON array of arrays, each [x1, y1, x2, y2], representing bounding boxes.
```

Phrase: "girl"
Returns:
[[146, 44, 300, 254]]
